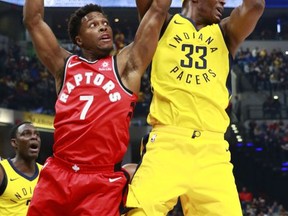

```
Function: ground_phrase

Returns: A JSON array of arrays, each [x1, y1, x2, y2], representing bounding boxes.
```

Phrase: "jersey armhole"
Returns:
[[0, 165, 7, 195]]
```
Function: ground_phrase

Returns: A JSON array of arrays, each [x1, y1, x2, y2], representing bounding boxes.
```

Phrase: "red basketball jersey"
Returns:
[[53, 55, 138, 165]]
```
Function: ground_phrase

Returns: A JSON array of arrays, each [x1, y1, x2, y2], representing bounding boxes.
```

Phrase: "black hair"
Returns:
[[10, 121, 33, 139], [68, 4, 106, 45]]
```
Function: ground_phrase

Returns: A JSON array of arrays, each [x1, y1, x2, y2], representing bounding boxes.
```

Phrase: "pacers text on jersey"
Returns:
[[167, 29, 223, 85], [170, 66, 217, 85], [168, 31, 218, 53]]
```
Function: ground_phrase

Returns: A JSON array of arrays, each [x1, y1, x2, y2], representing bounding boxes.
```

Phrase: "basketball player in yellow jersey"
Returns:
[[125, 0, 265, 215], [0, 122, 42, 216]]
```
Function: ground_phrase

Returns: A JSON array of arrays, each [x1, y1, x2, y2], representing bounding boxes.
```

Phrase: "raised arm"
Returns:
[[221, 0, 265, 57], [23, 0, 70, 85], [136, 0, 153, 20], [117, 0, 171, 94]]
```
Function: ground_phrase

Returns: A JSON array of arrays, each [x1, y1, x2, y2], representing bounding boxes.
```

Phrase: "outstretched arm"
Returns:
[[117, 0, 171, 94], [221, 0, 265, 57], [136, 0, 153, 20], [23, 0, 70, 87]]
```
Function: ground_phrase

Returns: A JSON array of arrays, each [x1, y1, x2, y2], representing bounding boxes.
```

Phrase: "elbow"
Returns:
[[252, 0, 265, 13], [243, 0, 265, 17], [22, 16, 29, 29], [22, 7, 43, 29], [23, 10, 43, 30], [152, 0, 171, 17], [23, 15, 32, 29], [23, 8, 30, 28], [153, 7, 169, 23]]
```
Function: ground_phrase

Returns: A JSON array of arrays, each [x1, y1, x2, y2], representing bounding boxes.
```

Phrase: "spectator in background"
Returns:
[[263, 96, 274, 119], [112, 32, 127, 55], [271, 96, 282, 119], [0, 121, 42, 216], [233, 95, 242, 122], [263, 96, 282, 119], [281, 142, 288, 163], [239, 186, 253, 210]]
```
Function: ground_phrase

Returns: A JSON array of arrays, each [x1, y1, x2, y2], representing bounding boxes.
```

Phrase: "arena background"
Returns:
[[0, 0, 288, 213]]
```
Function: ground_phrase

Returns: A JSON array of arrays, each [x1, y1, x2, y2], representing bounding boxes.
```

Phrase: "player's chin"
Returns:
[[102, 45, 114, 53], [28, 153, 39, 160], [100, 40, 113, 48], [212, 16, 221, 24]]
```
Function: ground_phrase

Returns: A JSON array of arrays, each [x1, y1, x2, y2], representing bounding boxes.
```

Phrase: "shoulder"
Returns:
[[36, 162, 43, 170], [0, 162, 8, 195], [0, 159, 9, 178], [0, 162, 4, 175], [0, 159, 9, 167], [165, 13, 179, 26]]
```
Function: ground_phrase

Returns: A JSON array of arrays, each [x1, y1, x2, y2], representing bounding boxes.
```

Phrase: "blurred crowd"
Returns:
[[247, 120, 288, 167], [235, 47, 288, 93], [0, 42, 56, 114]]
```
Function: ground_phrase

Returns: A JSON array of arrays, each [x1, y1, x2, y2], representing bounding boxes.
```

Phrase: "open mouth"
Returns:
[[29, 143, 39, 153], [101, 34, 111, 42]]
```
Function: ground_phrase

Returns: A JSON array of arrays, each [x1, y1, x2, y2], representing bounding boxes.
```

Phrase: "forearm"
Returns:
[[23, 0, 44, 28], [132, 0, 171, 74], [242, 0, 265, 13], [225, 0, 264, 56], [22, 0, 67, 79], [238, 0, 265, 33], [136, 0, 152, 19]]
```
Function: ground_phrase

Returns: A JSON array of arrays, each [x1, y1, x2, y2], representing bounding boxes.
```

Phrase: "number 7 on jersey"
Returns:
[[79, 95, 94, 120]]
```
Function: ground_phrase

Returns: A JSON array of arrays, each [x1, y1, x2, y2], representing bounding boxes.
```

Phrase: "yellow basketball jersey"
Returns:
[[147, 14, 232, 133], [0, 159, 42, 216]]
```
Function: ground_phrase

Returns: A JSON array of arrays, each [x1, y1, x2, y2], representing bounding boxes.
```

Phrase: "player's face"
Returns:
[[198, 0, 226, 24], [14, 124, 41, 160], [77, 12, 114, 56]]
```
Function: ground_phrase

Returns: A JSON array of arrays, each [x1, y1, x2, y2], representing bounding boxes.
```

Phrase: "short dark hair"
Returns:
[[68, 4, 106, 45], [10, 121, 33, 139]]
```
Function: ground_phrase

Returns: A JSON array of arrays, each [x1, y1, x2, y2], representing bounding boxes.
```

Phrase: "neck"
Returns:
[[81, 49, 111, 62]]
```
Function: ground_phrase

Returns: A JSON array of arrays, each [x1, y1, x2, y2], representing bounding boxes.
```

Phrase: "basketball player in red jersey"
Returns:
[[23, 0, 171, 215]]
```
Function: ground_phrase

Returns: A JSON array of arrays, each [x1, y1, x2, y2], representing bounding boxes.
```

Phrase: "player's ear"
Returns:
[[10, 138, 17, 148], [75, 36, 83, 47]]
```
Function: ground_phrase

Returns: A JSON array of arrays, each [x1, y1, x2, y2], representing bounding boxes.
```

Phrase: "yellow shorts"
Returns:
[[126, 125, 242, 216]]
